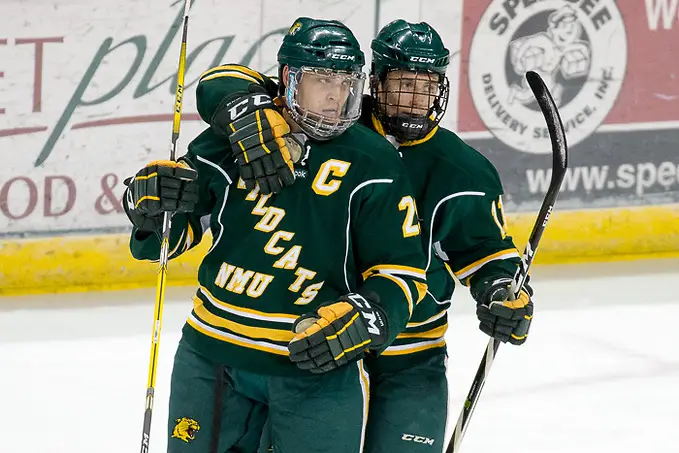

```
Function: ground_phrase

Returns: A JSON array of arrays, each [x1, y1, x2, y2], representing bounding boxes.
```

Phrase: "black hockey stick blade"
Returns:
[[446, 71, 568, 453]]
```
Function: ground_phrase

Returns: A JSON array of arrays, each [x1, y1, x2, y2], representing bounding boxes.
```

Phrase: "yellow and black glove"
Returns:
[[473, 277, 534, 345], [123, 160, 198, 232], [288, 292, 388, 374], [212, 91, 297, 195]]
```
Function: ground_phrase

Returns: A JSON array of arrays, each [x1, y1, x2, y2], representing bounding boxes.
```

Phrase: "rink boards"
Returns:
[[3, 203, 679, 295], [2, 0, 679, 294]]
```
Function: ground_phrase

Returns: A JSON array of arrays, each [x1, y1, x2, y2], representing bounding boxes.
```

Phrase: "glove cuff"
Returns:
[[342, 292, 389, 350]]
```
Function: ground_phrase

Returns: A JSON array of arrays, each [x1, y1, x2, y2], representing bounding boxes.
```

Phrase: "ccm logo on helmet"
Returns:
[[410, 56, 435, 63], [401, 122, 424, 129], [329, 54, 355, 60]]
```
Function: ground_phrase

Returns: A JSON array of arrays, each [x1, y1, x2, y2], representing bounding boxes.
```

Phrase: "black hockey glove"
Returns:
[[123, 160, 198, 232], [211, 90, 296, 195], [288, 292, 388, 374], [472, 277, 534, 345]]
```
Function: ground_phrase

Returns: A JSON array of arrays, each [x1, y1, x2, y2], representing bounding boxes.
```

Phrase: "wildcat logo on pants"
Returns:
[[172, 417, 200, 443], [468, 0, 627, 153]]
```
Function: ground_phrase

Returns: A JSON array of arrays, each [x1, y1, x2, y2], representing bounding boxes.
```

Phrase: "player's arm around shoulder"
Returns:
[[196, 64, 276, 123], [197, 64, 297, 195]]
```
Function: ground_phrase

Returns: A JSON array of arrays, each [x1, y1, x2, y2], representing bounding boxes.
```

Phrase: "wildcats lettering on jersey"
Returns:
[[236, 178, 326, 305]]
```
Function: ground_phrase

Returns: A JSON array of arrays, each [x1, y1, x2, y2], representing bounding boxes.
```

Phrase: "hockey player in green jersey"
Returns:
[[123, 18, 428, 453], [356, 20, 534, 453], [191, 19, 535, 453]]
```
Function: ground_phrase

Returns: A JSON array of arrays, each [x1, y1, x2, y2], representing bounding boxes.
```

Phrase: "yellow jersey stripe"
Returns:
[[400, 125, 439, 147], [199, 286, 298, 323], [454, 249, 520, 280], [370, 113, 438, 146], [362, 264, 427, 281], [369, 273, 413, 318], [200, 64, 265, 82], [187, 315, 289, 356], [193, 298, 295, 342], [200, 71, 260, 85], [406, 309, 447, 328], [357, 360, 370, 453], [381, 338, 446, 356], [396, 323, 448, 340], [414, 281, 428, 304]]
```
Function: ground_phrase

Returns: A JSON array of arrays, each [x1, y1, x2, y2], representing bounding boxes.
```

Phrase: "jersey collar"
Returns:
[[370, 113, 439, 147]]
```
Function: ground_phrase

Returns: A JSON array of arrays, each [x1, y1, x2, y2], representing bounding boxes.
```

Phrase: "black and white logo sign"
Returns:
[[469, 1, 627, 154]]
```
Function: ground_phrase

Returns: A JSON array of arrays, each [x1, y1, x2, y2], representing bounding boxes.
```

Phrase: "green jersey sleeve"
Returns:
[[434, 192, 520, 288], [352, 167, 428, 348]]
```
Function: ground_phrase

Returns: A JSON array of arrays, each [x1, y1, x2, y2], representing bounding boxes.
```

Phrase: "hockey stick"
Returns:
[[139, 1, 192, 452], [445, 70, 568, 453]]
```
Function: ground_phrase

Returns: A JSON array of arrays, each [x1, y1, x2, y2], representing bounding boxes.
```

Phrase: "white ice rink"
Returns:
[[2, 259, 678, 453]]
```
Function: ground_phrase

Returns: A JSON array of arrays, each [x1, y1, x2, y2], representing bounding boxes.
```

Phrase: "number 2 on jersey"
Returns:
[[399, 196, 421, 238]]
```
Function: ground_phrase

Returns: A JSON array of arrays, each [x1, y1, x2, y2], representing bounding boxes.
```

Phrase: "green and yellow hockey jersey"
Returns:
[[360, 97, 521, 373], [129, 66, 428, 377]]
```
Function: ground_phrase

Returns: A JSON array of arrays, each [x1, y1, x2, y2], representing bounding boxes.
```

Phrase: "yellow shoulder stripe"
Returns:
[[199, 64, 265, 82], [200, 71, 260, 85]]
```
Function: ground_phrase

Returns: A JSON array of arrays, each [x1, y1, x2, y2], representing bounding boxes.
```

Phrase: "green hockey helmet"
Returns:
[[370, 20, 450, 142], [277, 18, 366, 141]]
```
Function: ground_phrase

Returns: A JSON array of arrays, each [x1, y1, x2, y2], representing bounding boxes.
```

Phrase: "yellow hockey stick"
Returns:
[[140, 1, 192, 452]]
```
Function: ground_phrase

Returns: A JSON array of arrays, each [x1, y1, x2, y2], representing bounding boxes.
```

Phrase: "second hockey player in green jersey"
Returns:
[[357, 20, 534, 453]]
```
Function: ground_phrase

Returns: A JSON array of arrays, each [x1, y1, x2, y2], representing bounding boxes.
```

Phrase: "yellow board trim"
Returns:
[[3, 204, 679, 296]]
